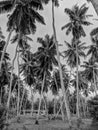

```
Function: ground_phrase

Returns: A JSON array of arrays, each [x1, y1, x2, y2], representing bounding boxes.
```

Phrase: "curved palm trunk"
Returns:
[[0, 29, 13, 72], [76, 41, 80, 118], [52, 1, 71, 126], [36, 71, 46, 122]]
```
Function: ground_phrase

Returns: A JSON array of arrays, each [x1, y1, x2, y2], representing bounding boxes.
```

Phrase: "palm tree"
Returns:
[[0, 39, 10, 105], [7, 0, 45, 108], [34, 34, 58, 123], [51, 66, 69, 120], [20, 46, 36, 116], [87, 27, 98, 63], [50, 0, 72, 126], [81, 59, 98, 95], [0, 0, 45, 74], [62, 4, 91, 119]]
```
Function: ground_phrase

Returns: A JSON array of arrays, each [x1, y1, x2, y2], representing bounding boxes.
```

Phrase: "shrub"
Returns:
[[0, 105, 7, 130], [88, 95, 98, 121]]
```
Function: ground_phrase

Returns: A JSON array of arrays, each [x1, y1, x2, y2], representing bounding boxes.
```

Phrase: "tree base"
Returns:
[[35, 120, 39, 125]]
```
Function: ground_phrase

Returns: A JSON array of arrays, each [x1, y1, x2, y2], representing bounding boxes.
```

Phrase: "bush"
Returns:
[[0, 105, 7, 130], [88, 95, 98, 121]]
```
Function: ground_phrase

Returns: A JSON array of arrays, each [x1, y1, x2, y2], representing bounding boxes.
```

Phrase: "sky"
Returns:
[[0, 0, 98, 74]]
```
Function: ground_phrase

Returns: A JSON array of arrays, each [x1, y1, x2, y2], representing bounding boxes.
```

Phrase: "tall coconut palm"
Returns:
[[0, 0, 45, 74], [62, 4, 91, 119], [6, 0, 45, 108], [20, 46, 36, 115], [34, 34, 58, 123], [51, 66, 69, 120], [50, 0, 72, 126]]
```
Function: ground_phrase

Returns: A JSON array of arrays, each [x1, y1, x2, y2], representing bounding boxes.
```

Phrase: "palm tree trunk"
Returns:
[[76, 41, 80, 118], [36, 71, 46, 121], [43, 95, 47, 116], [31, 88, 34, 116], [7, 44, 18, 109], [52, 1, 71, 126], [53, 98, 56, 117], [93, 69, 97, 95], [0, 87, 2, 105], [7, 33, 21, 110], [19, 88, 25, 115], [0, 29, 13, 72], [17, 49, 20, 116], [54, 70, 65, 121]]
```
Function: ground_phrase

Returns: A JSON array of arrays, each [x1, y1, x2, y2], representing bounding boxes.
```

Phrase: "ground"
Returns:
[[7, 115, 98, 130]]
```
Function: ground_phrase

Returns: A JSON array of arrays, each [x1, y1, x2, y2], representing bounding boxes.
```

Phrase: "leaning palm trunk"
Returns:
[[36, 71, 46, 122], [76, 41, 80, 118], [0, 29, 13, 72], [52, 1, 71, 126], [17, 49, 20, 116]]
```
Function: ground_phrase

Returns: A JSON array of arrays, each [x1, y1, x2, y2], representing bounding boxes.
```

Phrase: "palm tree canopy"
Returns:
[[63, 39, 87, 68], [81, 59, 98, 82], [0, 0, 45, 34], [71, 71, 88, 90], [62, 4, 91, 39], [34, 34, 58, 79]]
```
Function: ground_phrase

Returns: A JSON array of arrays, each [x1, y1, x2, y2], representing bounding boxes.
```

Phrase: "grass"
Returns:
[[6, 115, 98, 130]]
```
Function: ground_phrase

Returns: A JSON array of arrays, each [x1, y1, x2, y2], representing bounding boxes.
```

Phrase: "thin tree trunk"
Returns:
[[52, 1, 71, 126], [7, 33, 21, 110], [76, 41, 80, 118], [0, 29, 13, 72], [93, 69, 97, 95], [54, 70, 65, 121], [43, 95, 47, 116], [31, 88, 34, 116], [17, 49, 20, 116], [7, 44, 18, 109], [53, 98, 56, 117], [19, 88, 25, 114], [36, 71, 46, 121], [56, 98, 65, 121], [0, 87, 2, 105]]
